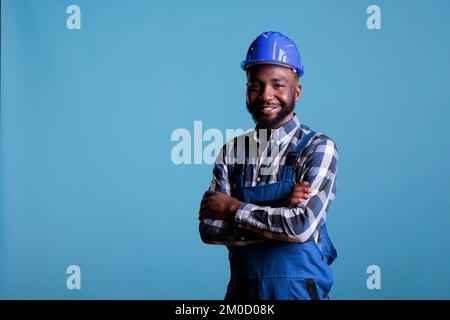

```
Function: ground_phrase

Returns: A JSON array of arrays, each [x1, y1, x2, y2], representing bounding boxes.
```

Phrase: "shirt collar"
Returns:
[[253, 113, 301, 145]]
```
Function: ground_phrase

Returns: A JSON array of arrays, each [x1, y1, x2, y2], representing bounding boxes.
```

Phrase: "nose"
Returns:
[[260, 85, 275, 101]]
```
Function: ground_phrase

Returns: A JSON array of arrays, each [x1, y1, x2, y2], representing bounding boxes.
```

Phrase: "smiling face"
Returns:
[[246, 64, 301, 129]]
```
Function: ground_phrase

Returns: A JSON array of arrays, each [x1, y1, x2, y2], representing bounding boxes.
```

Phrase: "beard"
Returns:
[[246, 92, 296, 129]]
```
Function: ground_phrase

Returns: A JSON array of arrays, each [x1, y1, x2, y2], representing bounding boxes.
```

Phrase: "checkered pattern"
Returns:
[[199, 114, 338, 248]]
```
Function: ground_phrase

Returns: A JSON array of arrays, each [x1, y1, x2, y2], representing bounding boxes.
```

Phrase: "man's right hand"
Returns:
[[283, 181, 313, 208]]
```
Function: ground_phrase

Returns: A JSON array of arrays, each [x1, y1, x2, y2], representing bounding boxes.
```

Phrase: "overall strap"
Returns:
[[233, 129, 317, 186], [233, 163, 245, 188], [282, 130, 317, 181], [232, 135, 245, 188]]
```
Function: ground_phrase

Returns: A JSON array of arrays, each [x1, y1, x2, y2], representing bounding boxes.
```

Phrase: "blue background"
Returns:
[[1, 0, 450, 299]]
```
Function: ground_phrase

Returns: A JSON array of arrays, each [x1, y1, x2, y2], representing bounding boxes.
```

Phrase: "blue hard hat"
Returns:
[[241, 31, 304, 77]]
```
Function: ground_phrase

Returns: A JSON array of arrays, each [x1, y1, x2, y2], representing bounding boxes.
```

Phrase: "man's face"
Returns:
[[246, 64, 301, 129]]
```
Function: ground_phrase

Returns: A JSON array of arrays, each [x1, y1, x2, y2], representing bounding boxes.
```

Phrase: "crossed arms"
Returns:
[[198, 136, 338, 246]]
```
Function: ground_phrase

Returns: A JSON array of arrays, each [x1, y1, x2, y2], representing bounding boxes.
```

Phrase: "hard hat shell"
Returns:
[[241, 31, 304, 77]]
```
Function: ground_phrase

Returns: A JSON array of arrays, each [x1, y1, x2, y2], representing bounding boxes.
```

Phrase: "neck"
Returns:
[[264, 112, 295, 129]]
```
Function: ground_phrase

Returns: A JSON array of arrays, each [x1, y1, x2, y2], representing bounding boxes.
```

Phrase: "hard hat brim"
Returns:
[[241, 60, 304, 77]]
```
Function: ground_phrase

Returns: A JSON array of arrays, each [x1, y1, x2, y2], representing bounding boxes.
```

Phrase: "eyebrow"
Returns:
[[270, 77, 288, 82], [248, 76, 289, 82]]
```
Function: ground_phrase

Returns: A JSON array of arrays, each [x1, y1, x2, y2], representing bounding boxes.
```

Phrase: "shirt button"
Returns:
[[256, 177, 261, 182]]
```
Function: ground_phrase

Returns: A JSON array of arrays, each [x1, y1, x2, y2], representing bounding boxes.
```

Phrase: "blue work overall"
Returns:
[[225, 131, 337, 300]]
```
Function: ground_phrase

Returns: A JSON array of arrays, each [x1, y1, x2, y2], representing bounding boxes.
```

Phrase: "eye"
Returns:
[[247, 83, 260, 91], [274, 84, 285, 89]]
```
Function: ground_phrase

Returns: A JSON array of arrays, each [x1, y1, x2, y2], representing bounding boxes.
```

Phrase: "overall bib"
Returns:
[[225, 131, 337, 300]]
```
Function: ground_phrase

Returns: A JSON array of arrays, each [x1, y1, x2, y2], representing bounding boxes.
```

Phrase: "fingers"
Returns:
[[199, 191, 218, 219], [291, 192, 311, 200], [199, 192, 211, 220], [201, 196, 209, 205], [200, 201, 208, 211], [291, 189, 312, 198], [200, 196, 210, 211], [199, 201, 210, 220], [199, 209, 208, 220], [292, 182, 312, 196], [285, 182, 314, 208], [293, 181, 311, 191]]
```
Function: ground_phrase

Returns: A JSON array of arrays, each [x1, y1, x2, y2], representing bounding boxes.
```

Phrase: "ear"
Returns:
[[295, 83, 302, 102]]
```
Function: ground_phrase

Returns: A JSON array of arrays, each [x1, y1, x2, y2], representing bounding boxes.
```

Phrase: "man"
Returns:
[[198, 31, 338, 300]]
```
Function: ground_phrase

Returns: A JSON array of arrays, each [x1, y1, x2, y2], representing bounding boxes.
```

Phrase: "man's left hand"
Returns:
[[198, 191, 242, 220]]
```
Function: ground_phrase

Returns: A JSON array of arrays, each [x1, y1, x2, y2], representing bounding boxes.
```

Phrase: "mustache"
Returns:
[[252, 101, 284, 109]]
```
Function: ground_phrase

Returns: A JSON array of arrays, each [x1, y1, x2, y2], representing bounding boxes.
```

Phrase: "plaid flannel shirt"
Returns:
[[199, 114, 338, 248]]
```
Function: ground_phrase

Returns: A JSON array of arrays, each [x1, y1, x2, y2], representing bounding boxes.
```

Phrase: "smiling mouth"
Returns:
[[260, 105, 281, 115]]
